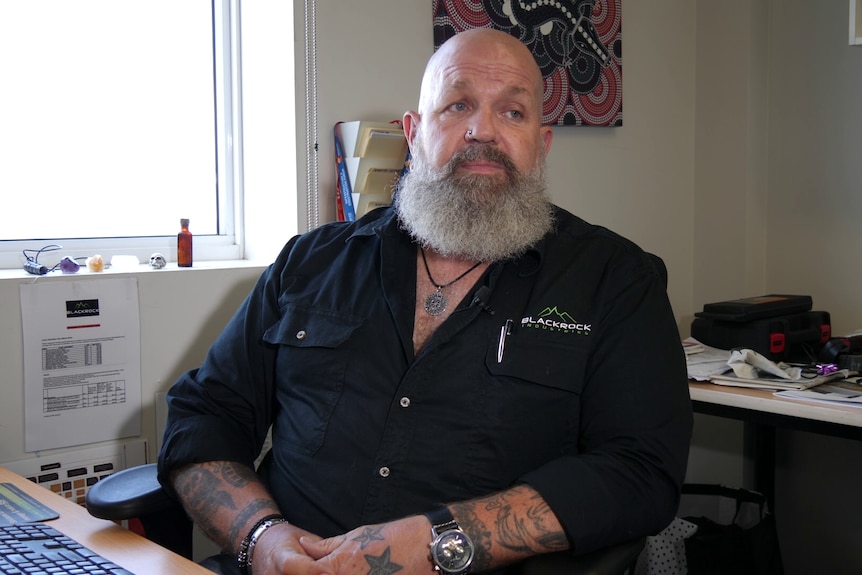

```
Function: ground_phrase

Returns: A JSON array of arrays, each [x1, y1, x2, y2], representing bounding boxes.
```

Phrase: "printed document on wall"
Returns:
[[19, 278, 142, 452]]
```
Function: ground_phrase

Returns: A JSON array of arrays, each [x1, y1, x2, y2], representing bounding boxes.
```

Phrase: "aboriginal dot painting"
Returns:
[[432, 0, 622, 126]]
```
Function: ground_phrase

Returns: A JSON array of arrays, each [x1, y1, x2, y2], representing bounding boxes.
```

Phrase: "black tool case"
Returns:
[[691, 295, 830, 362]]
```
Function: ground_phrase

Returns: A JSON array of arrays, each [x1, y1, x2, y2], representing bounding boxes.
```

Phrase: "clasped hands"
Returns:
[[249, 514, 434, 575]]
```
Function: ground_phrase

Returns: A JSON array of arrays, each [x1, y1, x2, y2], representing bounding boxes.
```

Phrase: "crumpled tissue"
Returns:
[[727, 348, 802, 380]]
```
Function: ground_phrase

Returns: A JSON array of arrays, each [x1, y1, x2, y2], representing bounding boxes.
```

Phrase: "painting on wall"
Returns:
[[432, 0, 622, 126]]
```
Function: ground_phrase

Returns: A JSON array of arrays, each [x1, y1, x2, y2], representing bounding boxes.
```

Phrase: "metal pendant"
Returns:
[[424, 289, 447, 316]]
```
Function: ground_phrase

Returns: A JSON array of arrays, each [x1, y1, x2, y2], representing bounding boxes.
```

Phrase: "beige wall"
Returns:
[[1, 0, 860, 571], [694, 0, 770, 303], [767, 1, 862, 334], [765, 1, 862, 571]]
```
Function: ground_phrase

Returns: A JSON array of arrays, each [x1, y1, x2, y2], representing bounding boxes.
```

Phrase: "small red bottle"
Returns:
[[177, 218, 193, 267]]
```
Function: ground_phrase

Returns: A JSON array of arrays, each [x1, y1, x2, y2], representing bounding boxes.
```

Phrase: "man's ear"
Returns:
[[402, 110, 421, 148], [541, 125, 554, 154]]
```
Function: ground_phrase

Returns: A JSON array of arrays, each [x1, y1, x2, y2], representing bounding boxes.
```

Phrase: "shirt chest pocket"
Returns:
[[263, 305, 362, 456], [477, 331, 589, 457], [485, 329, 589, 394]]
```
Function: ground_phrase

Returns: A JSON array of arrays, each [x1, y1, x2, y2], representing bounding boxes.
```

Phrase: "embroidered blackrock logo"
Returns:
[[66, 299, 100, 318], [522, 306, 591, 335]]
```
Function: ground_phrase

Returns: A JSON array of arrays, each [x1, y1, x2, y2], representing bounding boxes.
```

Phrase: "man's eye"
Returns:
[[507, 110, 523, 119], [451, 103, 467, 112]]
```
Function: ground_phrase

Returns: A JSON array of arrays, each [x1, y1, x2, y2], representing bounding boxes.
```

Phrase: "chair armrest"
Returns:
[[85, 463, 174, 521], [517, 537, 646, 575]]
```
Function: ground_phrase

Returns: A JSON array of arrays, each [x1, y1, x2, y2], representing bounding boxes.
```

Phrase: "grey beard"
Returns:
[[394, 145, 555, 262]]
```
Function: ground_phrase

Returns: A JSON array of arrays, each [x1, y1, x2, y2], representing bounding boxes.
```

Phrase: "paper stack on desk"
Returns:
[[684, 338, 733, 381], [708, 348, 855, 390], [774, 377, 862, 406], [709, 370, 853, 391]]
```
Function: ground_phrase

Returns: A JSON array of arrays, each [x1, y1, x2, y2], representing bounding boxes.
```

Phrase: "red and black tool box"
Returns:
[[691, 295, 831, 362]]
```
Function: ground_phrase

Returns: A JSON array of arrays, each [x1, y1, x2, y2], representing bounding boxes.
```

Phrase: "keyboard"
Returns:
[[0, 522, 134, 575]]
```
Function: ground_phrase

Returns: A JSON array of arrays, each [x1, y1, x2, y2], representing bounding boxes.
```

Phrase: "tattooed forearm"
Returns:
[[451, 502, 493, 570], [173, 464, 239, 545], [226, 498, 280, 552], [173, 463, 238, 517], [524, 500, 568, 550], [492, 488, 567, 553], [451, 486, 568, 570], [219, 460, 254, 489], [171, 461, 281, 552]]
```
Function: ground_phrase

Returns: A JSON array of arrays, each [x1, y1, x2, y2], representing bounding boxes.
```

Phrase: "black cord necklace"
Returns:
[[420, 247, 482, 316]]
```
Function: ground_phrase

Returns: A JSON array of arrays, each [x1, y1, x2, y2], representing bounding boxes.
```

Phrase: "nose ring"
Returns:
[[466, 129, 473, 139]]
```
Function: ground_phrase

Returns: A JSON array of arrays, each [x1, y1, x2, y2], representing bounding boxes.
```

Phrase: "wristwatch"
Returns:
[[425, 507, 475, 575]]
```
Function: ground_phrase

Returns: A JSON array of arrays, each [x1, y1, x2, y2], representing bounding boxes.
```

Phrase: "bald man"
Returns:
[[159, 29, 692, 575]]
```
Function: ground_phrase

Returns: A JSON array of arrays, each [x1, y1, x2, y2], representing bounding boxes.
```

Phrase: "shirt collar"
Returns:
[[344, 207, 401, 241]]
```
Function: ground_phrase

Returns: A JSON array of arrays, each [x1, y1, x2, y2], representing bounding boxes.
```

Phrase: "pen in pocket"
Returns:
[[497, 319, 514, 363]]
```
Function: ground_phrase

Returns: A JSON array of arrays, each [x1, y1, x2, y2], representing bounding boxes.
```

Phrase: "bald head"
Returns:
[[418, 29, 545, 117]]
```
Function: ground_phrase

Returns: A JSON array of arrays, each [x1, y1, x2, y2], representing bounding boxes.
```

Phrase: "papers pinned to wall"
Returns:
[[19, 278, 142, 452]]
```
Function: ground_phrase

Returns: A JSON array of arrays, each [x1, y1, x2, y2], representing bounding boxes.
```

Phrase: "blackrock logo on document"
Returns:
[[66, 299, 100, 318]]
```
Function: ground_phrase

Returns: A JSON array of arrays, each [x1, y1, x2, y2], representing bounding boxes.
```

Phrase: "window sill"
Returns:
[[0, 259, 268, 282]]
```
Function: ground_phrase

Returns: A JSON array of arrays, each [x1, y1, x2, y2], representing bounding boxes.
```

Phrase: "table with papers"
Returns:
[[686, 339, 862, 511]]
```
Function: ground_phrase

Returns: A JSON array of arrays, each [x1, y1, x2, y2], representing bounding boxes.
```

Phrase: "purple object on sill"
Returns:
[[59, 256, 80, 274]]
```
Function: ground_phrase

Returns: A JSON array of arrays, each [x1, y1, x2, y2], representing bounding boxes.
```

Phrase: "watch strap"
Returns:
[[425, 506, 458, 535]]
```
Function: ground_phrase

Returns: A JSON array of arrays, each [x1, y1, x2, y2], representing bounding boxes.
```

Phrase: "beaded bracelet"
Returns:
[[237, 514, 286, 574]]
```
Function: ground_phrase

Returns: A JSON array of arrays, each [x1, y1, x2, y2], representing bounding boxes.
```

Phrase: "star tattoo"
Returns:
[[352, 526, 385, 549], [364, 547, 403, 575]]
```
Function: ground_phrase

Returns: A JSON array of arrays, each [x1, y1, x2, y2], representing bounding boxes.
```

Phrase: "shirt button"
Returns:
[[378, 466, 390, 478], [296, 330, 306, 340], [399, 397, 410, 408]]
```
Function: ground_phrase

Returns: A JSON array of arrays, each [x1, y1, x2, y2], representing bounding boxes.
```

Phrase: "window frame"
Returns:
[[0, 0, 244, 272]]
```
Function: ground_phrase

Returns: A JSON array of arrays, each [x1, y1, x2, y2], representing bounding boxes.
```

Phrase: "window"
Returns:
[[0, 0, 244, 269]]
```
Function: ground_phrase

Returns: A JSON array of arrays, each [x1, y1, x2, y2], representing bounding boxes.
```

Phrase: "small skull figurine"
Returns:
[[149, 253, 167, 269]]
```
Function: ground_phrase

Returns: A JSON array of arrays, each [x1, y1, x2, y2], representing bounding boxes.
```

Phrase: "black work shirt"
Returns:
[[159, 206, 692, 554]]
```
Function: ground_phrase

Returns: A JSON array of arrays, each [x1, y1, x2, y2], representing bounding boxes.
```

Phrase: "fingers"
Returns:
[[252, 524, 332, 575], [299, 534, 340, 560], [263, 543, 335, 575]]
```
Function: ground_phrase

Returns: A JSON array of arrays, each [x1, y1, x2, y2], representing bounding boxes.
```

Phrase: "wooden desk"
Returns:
[[689, 381, 862, 510], [0, 466, 210, 575], [689, 381, 862, 439]]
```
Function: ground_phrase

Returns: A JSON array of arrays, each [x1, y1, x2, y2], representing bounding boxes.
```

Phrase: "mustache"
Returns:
[[445, 144, 518, 178]]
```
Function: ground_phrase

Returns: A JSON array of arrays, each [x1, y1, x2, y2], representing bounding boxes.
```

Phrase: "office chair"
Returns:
[[86, 463, 644, 574]]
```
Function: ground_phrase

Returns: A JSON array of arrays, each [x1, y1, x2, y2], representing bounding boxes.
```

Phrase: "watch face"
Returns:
[[432, 530, 474, 573]]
